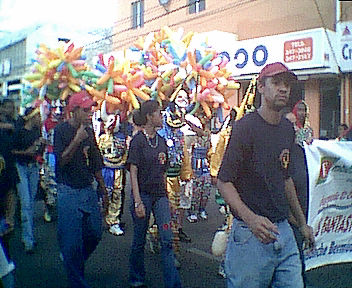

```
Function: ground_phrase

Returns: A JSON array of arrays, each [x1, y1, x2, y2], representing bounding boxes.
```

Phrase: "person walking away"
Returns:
[[217, 62, 315, 288], [127, 100, 182, 288], [53, 91, 108, 288], [12, 107, 43, 254]]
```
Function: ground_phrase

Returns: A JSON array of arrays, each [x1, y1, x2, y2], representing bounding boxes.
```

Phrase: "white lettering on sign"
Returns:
[[284, 38, 313, 63]]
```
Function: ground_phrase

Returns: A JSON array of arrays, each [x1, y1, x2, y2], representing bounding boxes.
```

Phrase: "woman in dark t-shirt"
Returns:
[[127, 100, 182, 288]]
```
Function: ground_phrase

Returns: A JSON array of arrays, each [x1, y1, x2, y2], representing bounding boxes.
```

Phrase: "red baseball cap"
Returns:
[[258, 62, 297, 82], [67, 90, 96, 113]]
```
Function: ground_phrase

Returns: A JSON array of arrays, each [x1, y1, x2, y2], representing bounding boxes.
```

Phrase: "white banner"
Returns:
[[304, 140, 352, 271]]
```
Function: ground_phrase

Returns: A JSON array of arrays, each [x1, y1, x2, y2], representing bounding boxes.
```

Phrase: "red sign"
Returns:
[[284, 37, 313, 63]]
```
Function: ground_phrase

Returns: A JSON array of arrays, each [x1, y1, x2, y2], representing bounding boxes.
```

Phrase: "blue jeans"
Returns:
[[57, 184, 102, 288], [225, 218, 303, 288], [0, 239, 15, 288], [291, 224, 308, 287], [129, 194, 182, 288], [16, 163, 39, 248]]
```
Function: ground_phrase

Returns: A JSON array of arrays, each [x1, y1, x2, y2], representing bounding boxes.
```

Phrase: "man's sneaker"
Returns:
[[109, 224, 124, 236], [178, 229, 191, 243], [199, 210, 208, 220], [187, 214, 198, 223]]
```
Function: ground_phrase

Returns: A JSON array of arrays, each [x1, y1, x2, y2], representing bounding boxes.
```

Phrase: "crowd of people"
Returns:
[[0, 62, 352, 288]]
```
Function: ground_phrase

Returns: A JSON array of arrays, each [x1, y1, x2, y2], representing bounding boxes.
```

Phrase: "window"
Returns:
[[132, 0, 144, 29], [320, 78, 340, 139], [188, 0, 205, 14], [189, 0, 205, 14]]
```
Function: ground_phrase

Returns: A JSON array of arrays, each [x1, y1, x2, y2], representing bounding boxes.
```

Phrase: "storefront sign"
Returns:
[[190, 28, 338, 77], [337, 21, 352, 72], [304, 140, 352, 271], [284, 37, 313, 63]]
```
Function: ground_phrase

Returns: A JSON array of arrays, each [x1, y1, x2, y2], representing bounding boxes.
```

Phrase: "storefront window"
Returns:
[[319, 78, 340, 139], [289, 81, 305, 109]]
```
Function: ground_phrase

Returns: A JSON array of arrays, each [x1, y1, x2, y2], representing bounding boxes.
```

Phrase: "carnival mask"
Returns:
[[175, 90, 189, 108]]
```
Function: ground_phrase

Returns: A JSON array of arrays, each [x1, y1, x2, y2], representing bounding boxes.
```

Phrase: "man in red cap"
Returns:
[[53, 91, 108, 288], [217, 62, 315, 288]]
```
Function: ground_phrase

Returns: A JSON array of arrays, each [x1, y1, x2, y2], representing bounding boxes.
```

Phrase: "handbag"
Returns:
[[211, 228, 229, 256], [211, 211, 233, 256]]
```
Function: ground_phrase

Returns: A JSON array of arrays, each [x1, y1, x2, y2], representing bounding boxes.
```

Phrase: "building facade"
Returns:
[[0, 24, 110, 105], [0, 25, 65, 102], [0, 32, 29, 101], [111, 0, 352, 139]]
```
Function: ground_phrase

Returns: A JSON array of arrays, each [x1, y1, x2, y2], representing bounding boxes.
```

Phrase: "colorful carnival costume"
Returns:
[[158, 104, 192, 251], [189, 127, 212, 221], [98, 114, 129, 236], [41, 103, 63, 222], [211, 111, 234, 213]]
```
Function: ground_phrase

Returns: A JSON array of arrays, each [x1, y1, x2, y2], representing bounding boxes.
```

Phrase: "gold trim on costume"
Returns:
[[23, 107, 40, 121]]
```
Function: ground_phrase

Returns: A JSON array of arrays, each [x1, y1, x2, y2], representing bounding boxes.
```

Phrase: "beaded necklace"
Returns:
[[143, 130, 158, 148]]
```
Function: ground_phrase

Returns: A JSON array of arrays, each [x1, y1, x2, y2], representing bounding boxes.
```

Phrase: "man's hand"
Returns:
[[38, 137, 50, 146], [24, 145, 37, 155], [74, 125, 89, 143], [247, 214, 279, 244], [305, 138, 313, 145], [300, 224, 315, 250], [96, 179, 109, 216], [135, 202, 146, 218]]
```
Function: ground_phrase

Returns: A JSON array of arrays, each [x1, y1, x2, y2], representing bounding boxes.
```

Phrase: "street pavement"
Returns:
[[7, 178, 352, 288]]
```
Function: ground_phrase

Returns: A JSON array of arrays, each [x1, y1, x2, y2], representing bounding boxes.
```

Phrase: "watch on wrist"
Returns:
[[135, 201, 143, 208]]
